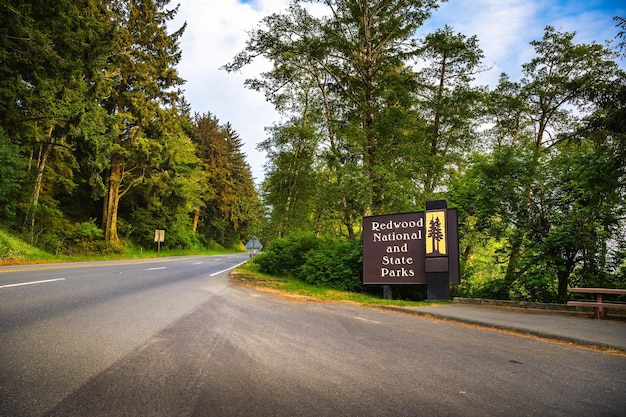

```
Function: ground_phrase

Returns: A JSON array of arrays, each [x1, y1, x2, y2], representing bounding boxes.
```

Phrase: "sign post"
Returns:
[[362, 201, 459, 300], [154, 229, 165, 253], [245, 236, 263, 258], [424, 200, 455, 300]]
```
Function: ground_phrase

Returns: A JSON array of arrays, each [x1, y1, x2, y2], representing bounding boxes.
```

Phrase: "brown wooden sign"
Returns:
[[362, 208, 459, 285]]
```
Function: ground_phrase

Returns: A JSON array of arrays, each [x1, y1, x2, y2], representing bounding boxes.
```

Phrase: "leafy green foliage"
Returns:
[[0, 129, 27, 224], [296, 238, 363, 292], [225, 0, 449, 229], [448, 26, 626, 303], [0, 228, 52, 263], [71, 219, 104, 242], [254, 232, 363, 292], [190, 114, 263, 248], [101, 0, 187, 244], [1, 1, 625, 304], [259, 123, 321, 237], [0, 1, 260, 255], [66, 219, 121, 255], [452, 238, 508, 300], [254, 231, 320, 276]]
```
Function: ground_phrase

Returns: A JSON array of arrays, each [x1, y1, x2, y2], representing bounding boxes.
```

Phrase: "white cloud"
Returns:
[[171, 0, 290, 183]]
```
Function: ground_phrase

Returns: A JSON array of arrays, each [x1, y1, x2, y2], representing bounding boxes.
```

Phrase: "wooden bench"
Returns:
[[567, 288, 626, 319]]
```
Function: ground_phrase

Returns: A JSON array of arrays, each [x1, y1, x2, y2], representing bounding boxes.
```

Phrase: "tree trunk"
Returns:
[[504, 236, 522, 290], [192, 209, 200, 232], [24, 126, 55, 242], [101, 167, 110, 231], [104, 156, 122, 244], [317, 75, 354, 239], [103, 154, 144, 244], [557, 264, 571, 304]]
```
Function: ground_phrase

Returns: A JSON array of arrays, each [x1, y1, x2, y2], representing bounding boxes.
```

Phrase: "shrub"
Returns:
[[453, 276, 509, 300], [69, 219, 105, 254], [72, 219, 104, 242], [166, 228, 201, 250], [510, 270, 558, 303], [296, 238, 363, 292], [254, 231, 320, 276]]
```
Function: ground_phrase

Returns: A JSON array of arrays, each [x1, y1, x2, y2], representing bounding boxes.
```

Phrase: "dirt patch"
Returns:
[[229, 269, 284, 288], [228, 269, 364, 305], [229, 269, 320, 303]]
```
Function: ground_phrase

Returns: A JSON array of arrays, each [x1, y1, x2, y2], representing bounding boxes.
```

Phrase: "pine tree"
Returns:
[[0, 0, 116, 239], [102, 0, 185, 243]]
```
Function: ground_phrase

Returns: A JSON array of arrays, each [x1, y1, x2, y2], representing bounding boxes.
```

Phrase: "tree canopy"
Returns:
[[227, 1, 626, 302], [0, 0, 261, 252]]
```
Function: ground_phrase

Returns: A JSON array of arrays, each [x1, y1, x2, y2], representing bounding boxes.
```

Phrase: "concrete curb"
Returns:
[[378, 305, 626, 353], [453, 297, 626, 319]]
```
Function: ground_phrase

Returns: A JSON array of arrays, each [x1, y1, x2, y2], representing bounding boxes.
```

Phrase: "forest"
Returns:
[[0, 0, 263, 254], [1, 0, 625, 303]]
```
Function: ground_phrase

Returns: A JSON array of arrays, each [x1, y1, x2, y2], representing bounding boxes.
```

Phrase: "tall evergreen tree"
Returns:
[[259, 122, 320, 237], [190, 114, 262, 247], [305, 0, 441, 215], [101, 0, 186, 243], [412, 25, 487, 201], [0, 0, 116, 241]]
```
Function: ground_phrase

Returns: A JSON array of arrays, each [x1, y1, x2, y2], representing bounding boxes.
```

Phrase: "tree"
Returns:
[[312, 0, 442, 215], [453, 26, 625, 303], [412, 25, 488, 201], [123, 108, 204, 248], [614, 16, 626, 56], [220, 123, 263, 244], [0, 128, 27, 224], [515, 27, 621, 301], [190, 114, 262, 247], [101, 0, 186, 244], [259, 122, 320, 237], [0, 0, 116, 242], [226, 0, 442, 220], [224, 2, 363, 238]]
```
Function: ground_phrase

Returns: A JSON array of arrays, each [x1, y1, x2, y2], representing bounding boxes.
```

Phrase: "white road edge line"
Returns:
[[0, 278, 66, 289], [209, 260, 249, 277]]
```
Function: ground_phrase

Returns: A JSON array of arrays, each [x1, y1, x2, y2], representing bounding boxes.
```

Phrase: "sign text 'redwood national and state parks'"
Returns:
[[362, 209, 459, 285], [362, 212, 426, 284]]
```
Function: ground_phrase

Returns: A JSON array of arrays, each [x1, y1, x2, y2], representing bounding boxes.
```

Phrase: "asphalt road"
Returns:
[[1, 255, 625, 416], [0, 254, 249, 417]]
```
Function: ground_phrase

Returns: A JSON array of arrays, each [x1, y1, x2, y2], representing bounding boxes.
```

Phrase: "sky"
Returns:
[[169, 0, 625, 183]]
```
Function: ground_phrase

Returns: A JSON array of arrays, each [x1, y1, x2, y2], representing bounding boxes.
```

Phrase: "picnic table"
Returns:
[[567, 288, 626, 319]]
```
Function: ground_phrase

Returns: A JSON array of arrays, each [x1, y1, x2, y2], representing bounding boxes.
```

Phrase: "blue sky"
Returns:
[[172, 0, 625, 182]]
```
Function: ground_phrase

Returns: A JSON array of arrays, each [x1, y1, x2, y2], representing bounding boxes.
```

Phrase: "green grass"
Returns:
[[0, 227, 242, 265], [233, 261, 447, 307], [0, 229, 55, 264], [64, 246, 242, 262]]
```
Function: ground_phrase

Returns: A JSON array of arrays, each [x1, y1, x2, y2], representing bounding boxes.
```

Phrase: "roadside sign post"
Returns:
[[154, 229, 165, 253], [424, 200, 456, 300], [362, 201, 459, 300], [245, 236, 263, 258]]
